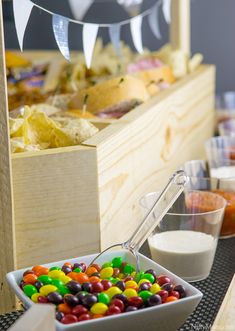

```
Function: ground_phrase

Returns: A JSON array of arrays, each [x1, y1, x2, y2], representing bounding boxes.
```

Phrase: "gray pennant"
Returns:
[[109, 24, 121, 56], [148, 4, 161, 40], [52, 14, 70, 61]]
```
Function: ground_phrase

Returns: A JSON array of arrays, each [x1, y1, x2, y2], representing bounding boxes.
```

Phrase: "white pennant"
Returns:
[[148, 4, 161, 40], [162, 0, 172, 24], [83, 24, 99, 68], [109, 24, 121, 56], [52, 15, 70, 61], [130, 15, 143, 54], [68, 0, 94, 20], [13, 0, 34, 51]]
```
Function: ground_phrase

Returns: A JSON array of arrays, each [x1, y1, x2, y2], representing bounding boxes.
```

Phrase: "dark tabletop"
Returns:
[[1, 238, 235, 331]]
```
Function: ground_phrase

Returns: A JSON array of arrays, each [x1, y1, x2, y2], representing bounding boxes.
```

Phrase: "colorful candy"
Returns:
[[20, 256, 187, 325]]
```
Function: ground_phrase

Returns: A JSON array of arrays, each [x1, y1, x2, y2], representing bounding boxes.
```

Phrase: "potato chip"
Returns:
[[9, 118, 24, 137]]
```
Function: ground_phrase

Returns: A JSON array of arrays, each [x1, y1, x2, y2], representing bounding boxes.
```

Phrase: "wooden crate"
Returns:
[[0, 0, 215, 313]]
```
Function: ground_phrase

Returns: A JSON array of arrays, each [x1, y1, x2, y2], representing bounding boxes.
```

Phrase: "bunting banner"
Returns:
[[12, 0, 172, 67], [52, 15, 70, 61], [162, 0, 172, 24], [68, 0, 94, 20], [148, 3, 161, 40], [13, 0, 34, 51]]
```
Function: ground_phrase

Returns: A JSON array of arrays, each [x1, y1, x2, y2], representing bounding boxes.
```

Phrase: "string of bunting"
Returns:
[[13, 0, 171, 68]]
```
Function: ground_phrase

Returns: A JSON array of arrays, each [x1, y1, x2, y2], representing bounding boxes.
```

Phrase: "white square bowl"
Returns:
[[7, 250, 202, 331]]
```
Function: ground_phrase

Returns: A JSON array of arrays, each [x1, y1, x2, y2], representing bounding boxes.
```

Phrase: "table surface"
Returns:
[[1, 238, 235, 331]]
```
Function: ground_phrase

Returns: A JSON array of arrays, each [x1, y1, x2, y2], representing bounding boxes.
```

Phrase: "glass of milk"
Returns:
[[205, 136, 235, 178], [140, 190, 226, 282]]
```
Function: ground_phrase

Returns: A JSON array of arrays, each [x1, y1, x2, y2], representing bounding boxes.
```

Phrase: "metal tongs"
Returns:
[[90, 170, 188, 269]]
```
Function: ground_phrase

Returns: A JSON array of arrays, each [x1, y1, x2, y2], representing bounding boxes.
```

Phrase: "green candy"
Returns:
[[138, 290, 152, 302], [37, 275, 52, 285], [142, 273, 155, 284], [73, 268, 82, 273], [51, 279, 64, 288], [49, 266, 61, 271], [135, 272, 145, 283], [123, 264, 135, 275], [107, 277, 118, 284], [57, 286, 70, 296], [112, 257, 122, 269], [23, 284, 37, 298], [102, 262, 113, 269], [98, 292, 110, 305]]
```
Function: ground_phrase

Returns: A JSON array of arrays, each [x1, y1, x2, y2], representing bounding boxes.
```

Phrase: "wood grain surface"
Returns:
[[0, 1, 17, 314], [211, 275, 235, 331]]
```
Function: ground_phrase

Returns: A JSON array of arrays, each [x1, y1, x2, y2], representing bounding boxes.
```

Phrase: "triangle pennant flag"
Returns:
[[13, 0, 34, 51], [148, 4, 161, 40], [83, 23, 99, 68], [130, 15, 143, 54], [52, 14, 70, 61], [109, 24, 121, 56], [68, 0, 94, 20], [162, 0, 172, 24]]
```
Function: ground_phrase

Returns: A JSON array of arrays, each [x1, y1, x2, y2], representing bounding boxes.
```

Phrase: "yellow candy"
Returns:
[[119, 273, 125, 279], [123, 288, 138, 298], [125, 280, 138, 289], [138, 279, 151, 286], [131, 271, 136, 278], [150, 283, 161, 294], [100, 267, 114, 279], [90, 303, 108, 315], [48, 270, 65, 279], [59, 275, 72, 284], [106, 286, 122, 299], [39, 285, 57, 296], [31, 293, 41, 303]]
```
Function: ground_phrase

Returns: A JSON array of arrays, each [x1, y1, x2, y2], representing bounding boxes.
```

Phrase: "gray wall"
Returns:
[[3, 0, 235, 92]]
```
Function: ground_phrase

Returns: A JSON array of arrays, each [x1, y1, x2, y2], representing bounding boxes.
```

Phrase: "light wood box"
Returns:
[[12, 64, 215, 268], [0, 0, 215, 313]]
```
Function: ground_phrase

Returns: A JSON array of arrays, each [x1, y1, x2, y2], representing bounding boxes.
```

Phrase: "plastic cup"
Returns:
[[140, 190, 226, 282], [205, 136, 235, 178], [218, 119, 235, 137]]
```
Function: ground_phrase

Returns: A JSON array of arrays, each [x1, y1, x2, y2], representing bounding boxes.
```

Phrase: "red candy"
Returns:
[[110, 299, 125, 312], [157, 290, 169, 303], [128, 296, 143, 308], [78, 314, 90, 322], [106, 305, 121, 315], [37, 296, 48, 304], [61, 314, 78, 324], [72, 305, 88, 317], [157, 276, 171, 286]]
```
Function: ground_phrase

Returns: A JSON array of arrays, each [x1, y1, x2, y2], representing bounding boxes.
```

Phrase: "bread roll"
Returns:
[[69, 75, 150, 114]]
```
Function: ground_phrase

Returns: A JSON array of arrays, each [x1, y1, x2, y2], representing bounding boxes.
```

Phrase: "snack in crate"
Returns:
[[9, 105, 98, 153], [19, 256, 187, 325], [69, 75, 150, 115]]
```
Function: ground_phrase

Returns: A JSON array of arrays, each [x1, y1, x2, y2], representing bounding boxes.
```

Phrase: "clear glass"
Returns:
[[218, 119, 235, 137], [186, 177, 235, 239], [205, 136, 235, 178], [216, 92, 235, 124], [140, 190, 226, 282]]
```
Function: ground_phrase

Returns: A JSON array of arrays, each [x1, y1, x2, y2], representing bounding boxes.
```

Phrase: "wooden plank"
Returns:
[[86, 66, 215, 249], [0, 1, 17, 313], [9, 305, 55, 331], [12, 146, 100, 268], [170, 0, 191, 55], [211, 275, 235, 331]]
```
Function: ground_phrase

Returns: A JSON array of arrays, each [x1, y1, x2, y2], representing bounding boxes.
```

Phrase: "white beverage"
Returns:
[[210, 165, 235, 179], [148, 230, 217, 282]]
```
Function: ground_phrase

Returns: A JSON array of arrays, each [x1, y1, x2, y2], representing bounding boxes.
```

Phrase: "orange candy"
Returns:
[[89, 276, 100, 283], [86, 266, 98, 277], [67, 272, 80, 281], [76, 273, 89, 284], [58, 303, 72, 314], [90, 264, 101, 272], [33, 266, 49, 276], [166, 296, 178, 303], [23, 273, 38, 285]]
